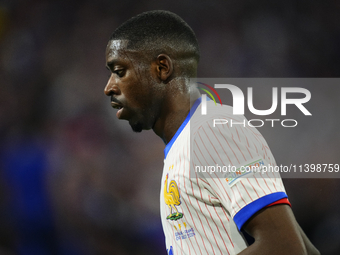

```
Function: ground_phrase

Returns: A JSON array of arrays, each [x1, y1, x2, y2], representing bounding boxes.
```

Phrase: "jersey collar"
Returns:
[[164, 97, 201, 159]]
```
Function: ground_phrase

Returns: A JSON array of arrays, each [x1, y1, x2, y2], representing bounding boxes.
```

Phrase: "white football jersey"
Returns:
[[160, 99, 288, 255]]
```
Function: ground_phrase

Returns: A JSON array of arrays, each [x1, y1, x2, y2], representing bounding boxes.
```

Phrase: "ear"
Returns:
[[155, 54, 173, 82]]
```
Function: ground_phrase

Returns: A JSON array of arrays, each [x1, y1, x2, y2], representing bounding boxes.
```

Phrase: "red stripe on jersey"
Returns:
[[246, 179, 260, 198], [240, 128, 250, 148], [192, 170, 219, 254], [173, 146, 183, 255], [180, 157, 203, 254], [254, 178, 266, 196], [201, 201, 224, 254], [178, 150, 193, 255], [236, 128, 241, 142], [266, 171, 278, 192], [240, 181, 254, 201], [204, 199, 231, 255], [201, 126, 224, 164], [194, 140, 210, 166], [209, 198, 234, 250], [199, 177, 236, 216], [262, 174, 273, 193], [239, 127, 253, 159], [235, 185, 248, 205], [209, 177, 238, 214], [216, 125, 241, 164], [266, 198, 291, 208], [198, 127, 218, 166], [189, 168, 211, 254], [183, 138, 198, 255], [252, 141, 259, 154], [230, 186, 242, 210], [207, 125, 234, 164], [230, 129, 247, 162]]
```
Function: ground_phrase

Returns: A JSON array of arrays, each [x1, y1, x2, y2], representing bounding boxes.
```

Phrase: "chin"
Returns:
[[129, 114, 155, 133], [130, 122, 143, 133]]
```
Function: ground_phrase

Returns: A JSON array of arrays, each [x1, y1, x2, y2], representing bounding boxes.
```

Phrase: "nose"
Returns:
[[104, 75, 121, 96]]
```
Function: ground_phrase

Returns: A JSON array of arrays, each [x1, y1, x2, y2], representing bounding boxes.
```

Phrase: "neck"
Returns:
[[152, 80, 200, 144]]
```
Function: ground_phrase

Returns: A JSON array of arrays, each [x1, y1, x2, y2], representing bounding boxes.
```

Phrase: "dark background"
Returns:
[[0, 0, 339, 254]]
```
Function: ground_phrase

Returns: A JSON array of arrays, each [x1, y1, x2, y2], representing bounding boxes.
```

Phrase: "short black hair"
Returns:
[[109, 10, 200, 77]]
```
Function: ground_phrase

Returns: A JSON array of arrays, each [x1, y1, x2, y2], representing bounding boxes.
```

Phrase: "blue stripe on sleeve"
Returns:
[[234, 192, 288, 230]]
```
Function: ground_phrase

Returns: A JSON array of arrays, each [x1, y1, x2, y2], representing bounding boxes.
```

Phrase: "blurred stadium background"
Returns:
[[0, 0, 340, 254]]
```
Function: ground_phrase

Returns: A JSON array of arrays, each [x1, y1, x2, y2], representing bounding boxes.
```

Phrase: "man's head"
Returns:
[[104, 10, 199, 133], [109, 10, 200, 78]]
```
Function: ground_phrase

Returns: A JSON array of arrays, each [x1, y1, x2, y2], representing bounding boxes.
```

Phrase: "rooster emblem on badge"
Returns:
[[164, 174, 183, 220]]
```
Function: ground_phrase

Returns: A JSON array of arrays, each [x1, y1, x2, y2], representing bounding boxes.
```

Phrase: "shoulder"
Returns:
[[190, 101, 247, 135]]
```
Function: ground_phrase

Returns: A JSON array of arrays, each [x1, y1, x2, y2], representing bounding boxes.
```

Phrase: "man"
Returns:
[[104, 10, 319, 255]]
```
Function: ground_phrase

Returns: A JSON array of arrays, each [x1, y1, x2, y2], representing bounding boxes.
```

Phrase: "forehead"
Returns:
[[106, 40, 129, 54], [106, 39, 147, 66], [106, 40, 129, 61]]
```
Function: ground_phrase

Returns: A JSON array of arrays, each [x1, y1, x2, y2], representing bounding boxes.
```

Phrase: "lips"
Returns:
[[110, 101, 123, 110], [110, 98, 125, 119]]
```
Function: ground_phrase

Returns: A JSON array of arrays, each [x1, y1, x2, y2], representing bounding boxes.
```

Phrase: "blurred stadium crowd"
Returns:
[[0, 0, 340, 254]]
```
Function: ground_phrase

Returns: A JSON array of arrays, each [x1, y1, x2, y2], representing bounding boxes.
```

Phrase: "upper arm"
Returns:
[[238, 204, 319, 255]]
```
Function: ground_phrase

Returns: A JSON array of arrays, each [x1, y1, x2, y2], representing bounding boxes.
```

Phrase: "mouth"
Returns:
[[110, 102, 123, 110], [110, 100, 125, 119]]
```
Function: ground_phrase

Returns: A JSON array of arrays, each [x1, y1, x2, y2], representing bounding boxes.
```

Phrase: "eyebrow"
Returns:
[[106, 59, 117, 70]]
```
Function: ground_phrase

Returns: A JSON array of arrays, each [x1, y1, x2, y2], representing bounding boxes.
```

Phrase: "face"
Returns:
[[104, 40, 164, 132]]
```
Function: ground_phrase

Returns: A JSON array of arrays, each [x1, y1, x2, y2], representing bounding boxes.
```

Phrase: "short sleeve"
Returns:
[[191, 118, 288, 230]]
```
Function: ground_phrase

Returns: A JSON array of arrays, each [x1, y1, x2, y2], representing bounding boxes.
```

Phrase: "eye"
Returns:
[[114, 69, 125, 77]]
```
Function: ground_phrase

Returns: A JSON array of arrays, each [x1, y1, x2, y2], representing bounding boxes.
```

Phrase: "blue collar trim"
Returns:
[[164, 97, 201, 159]]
